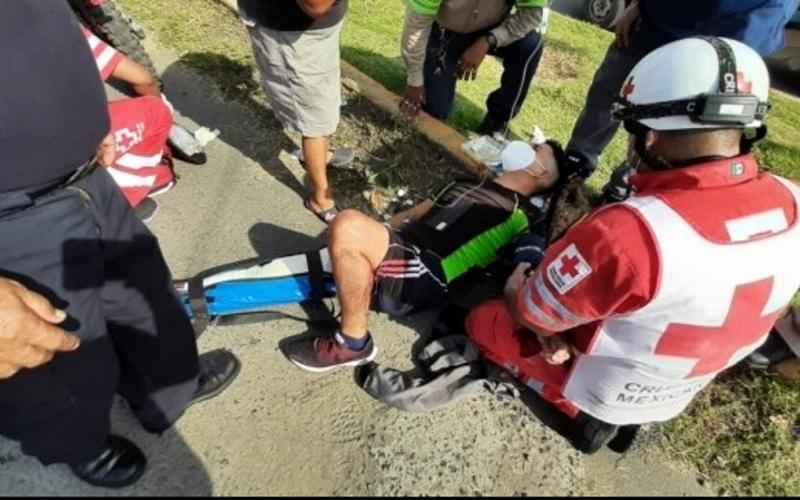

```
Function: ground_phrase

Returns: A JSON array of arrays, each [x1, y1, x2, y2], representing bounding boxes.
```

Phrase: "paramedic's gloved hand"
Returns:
[[0, 278, 79, 379], [513, 232, 547, 268]]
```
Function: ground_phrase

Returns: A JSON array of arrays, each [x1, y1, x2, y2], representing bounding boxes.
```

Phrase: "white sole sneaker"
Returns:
[[289, 347, 378, 374], [149, 180, 176, 197]]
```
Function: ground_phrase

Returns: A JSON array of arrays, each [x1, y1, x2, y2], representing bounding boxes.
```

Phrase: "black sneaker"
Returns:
[[285, 332, 377, 373], [187, 348, 241, 408], [602, 161, 635, 203], [562, 148, 595, 181], [571, 412, 619, 454], [476, 114, 509, 137], [69, 435, 146, 488], [134, 197, 159, 224]]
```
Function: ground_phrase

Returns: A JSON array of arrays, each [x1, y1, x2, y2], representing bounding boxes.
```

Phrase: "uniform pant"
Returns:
[[107, 95, 174, 207], [423, 23, 544, 122], [0, 167, 198, 465], [565, 41, 646, 174], [465, 299, 580, 418]]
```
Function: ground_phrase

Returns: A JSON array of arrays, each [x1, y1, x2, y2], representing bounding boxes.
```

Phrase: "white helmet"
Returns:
[[612, 37, 770, 131]]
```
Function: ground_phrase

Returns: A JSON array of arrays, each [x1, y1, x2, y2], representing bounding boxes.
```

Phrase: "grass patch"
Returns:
[[116, 0, 800, 494], [665, 367, 800, 496]]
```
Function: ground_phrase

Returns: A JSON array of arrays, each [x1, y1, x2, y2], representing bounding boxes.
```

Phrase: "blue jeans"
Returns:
[[422, 23, 544, 122]]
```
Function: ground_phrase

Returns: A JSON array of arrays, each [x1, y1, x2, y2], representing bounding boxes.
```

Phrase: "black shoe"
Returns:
[[187, 348, 241, 408], [571, 412, 619, 454], [168, 123, 207, 165], [562, 148, 595, 181], [69, 435, 146, 488], [134, 197, 159, 224], [476, 114, 509, 137], [602, 161, 635, 203], [746, 330, 794, 369], [607, 423, 663, 453]]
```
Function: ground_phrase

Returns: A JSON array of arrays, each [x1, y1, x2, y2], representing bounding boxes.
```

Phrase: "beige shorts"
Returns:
[[243, 17, 343, 138]]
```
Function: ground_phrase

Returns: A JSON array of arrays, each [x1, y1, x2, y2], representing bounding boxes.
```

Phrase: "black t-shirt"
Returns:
[[0, 0, 109, 192], [238, 0, 348, 31], [399, 180, 544, 283]]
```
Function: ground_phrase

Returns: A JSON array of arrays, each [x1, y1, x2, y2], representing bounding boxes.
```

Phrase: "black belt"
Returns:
[[0, 160, 97, 216]]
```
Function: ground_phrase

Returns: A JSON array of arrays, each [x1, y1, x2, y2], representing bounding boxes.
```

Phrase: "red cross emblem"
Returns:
[[558, 255, 582, 279], [655, 278, 781, 378], [736, 71, 753, 94], [621, 76, 636, 99]]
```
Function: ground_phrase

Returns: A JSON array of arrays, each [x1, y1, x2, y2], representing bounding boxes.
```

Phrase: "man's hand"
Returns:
[[399, 85, 425, 119], [95, 133, 116, 167], [504, 262, 532, 306], [0, 278, 79, 379], [457, 37, 491, 81], [615, 1, 640, 49], [296, 0, 337, 19], [537, 333, 572, 365]]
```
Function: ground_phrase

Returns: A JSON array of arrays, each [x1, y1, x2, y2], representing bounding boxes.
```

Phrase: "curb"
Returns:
[[214, 0, 486, 175]]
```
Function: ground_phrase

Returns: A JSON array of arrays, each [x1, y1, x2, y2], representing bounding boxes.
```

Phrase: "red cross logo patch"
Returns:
[[547, 243, 592, 295]]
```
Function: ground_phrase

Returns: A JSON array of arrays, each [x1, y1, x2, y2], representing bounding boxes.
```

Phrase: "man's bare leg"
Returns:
[[303, 136, 335, 212], [328, 210, 390, 338], [284, 209, 388, 372]]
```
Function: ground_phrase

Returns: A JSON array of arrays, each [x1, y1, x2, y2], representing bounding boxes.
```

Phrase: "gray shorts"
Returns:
[[243, 16, 343, 138]]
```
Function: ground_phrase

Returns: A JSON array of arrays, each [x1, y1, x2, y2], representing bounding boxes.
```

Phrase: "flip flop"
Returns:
[[292, 147, 356, 168], [304, 198, 340, 224]]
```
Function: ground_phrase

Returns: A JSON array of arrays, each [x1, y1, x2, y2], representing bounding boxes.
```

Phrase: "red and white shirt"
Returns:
[[81, 27, 124, 82], [517, 154, 800, 425]]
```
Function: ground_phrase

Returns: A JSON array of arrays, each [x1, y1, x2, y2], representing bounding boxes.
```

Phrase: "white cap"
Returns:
[[501, 141, 536, 173]]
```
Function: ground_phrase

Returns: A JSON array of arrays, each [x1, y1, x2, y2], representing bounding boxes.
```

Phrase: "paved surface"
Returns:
[[0, 39, 714, 496]]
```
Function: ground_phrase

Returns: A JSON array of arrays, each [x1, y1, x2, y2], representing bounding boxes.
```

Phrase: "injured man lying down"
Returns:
[[178, 139, 568, 368], [176, 139, 641, 453]]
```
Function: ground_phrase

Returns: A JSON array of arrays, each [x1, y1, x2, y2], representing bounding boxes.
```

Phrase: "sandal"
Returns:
[[304, 198, 340, 224]]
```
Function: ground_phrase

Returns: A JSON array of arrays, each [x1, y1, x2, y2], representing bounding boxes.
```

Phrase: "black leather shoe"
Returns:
[[476, 114, 509, 137], [188, 348, 241, 408], [69, 435, 146, 488], [746, 330, 794, 369]]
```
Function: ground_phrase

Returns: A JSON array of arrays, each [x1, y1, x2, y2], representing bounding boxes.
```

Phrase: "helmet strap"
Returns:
[[626, 121, 674, 171], [741, 125, 768, 153]]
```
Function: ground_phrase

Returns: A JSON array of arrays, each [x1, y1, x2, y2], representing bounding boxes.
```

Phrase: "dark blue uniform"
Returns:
[[0, 0, 199, 465]]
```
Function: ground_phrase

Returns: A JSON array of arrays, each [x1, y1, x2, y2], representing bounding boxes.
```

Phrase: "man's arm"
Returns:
[[387, 199, 434, 228], [110, 56, 160, 97], [503, 263, 573, 364], [399, 6, 436, 117], [296, 0, 337, 19], [489, 1, 548, 48]]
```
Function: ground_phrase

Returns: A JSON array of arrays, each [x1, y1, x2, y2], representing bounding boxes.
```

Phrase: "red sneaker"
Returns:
[[285, 332, 377, 373]]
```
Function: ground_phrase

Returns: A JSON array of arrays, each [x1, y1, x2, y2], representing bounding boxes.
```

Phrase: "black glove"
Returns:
[[513, 232, 547, 268]]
